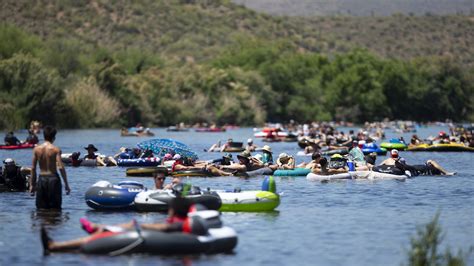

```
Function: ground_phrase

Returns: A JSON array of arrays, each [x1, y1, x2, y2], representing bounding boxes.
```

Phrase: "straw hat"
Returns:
[[261, 145, 272, 153]]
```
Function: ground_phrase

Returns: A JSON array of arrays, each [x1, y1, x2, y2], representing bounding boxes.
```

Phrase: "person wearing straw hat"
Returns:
[[276, 153, 295, 170], [260, 145, 274, 165]]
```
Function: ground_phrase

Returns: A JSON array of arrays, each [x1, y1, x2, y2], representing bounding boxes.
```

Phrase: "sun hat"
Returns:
[[84, 144, 98, 152], [237, 150, 251, 161], [261, 145, 272, 153], [173, 154, 181, 160], [164, 153, 173, 160], [247, 138, 253, 143], [278, 153, 289, 159]]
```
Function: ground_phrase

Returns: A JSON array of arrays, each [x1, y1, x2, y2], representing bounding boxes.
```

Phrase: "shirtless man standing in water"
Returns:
[[30, 126, 71, 209]]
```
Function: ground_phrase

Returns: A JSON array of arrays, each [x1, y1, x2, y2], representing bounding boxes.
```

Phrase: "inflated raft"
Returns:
[[361, 145, 387, 155], [321, 149, 349, 156], [307, 171, 407, 182], [407, 143, 474, 152], [195, 127, 226, 132], [80, 211, 238, 255], [351, 171, 408, 181], [61, 153, 112, 167], [380, 139, 408, 150], [372, 165, 406, 176], [222, 147, 245, 153], [85, 181, 145, 210], [126, 167, 168, 177], [245, 167, 274, 177], [217, 176, 280, 212], [0, 143, 35, 150], [297, 149, 348, 157], [306, 172, 352, 182], [134, 188, 221, 212], [117, 158, 161, 167], [274, 168, 310, 176], [0, 183, 27, 192], [171, 169, 210, 177]]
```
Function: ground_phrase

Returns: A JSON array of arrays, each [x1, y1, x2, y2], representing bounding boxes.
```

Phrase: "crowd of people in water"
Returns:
[[2, 121, 466, 194], [1, 120, 471, 255]]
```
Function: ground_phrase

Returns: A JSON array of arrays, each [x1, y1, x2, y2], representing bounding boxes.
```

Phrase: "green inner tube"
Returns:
[[218, 191, 280, 212], [380, 142, 407, 150], [126, 167, 168, 177]]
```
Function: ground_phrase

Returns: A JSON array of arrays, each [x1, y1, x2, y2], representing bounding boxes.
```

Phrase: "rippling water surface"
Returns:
[[0, 126, 472, 265]]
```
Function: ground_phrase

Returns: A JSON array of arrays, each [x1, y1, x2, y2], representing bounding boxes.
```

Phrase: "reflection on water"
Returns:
[[31, 209, 70, 229]]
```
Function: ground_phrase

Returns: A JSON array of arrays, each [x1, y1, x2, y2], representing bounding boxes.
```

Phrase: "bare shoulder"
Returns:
[[55, 146, 62, 154], [33, 144, 43, 154]]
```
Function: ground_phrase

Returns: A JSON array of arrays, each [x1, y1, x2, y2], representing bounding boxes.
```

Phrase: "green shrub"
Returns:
[[65, 77, 121, 128], [407, 213, 471, 266], [0, 53, 68, 128]]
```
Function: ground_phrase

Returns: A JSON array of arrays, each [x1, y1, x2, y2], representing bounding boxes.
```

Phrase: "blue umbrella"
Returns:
[[137, 138, 198, 161]]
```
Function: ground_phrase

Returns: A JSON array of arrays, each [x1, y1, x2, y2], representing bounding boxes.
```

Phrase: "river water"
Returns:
[[0, 126, 472, 265]]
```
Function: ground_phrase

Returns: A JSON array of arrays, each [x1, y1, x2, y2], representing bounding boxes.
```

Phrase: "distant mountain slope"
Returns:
[[0, 0, 473, 66], [232, 0, 474, 16]]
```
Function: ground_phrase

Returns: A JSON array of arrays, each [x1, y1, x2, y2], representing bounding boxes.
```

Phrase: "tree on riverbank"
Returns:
[[0, 0, 473, 128]]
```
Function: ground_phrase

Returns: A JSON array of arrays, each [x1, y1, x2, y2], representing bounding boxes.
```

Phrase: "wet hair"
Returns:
[[71, 152, 80, 160], [153, 171, 165, 178], [365, 154, 376, 165], [170, 197, 191, 218], [311, 152, 321, 161], [43, 126, 57, 142], [319, 157, 328, 167], [183, 157, 194, 166]]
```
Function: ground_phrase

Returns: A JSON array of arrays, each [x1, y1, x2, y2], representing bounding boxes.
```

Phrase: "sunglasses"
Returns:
[[155, 177, 166, 181]]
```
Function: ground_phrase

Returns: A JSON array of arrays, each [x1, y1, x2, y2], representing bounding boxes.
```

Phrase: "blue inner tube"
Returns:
[[85, 182, 145, 210], [273, 168, 311, 176], [361, 146, 387, 155], [117, 158, 161, 167]]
